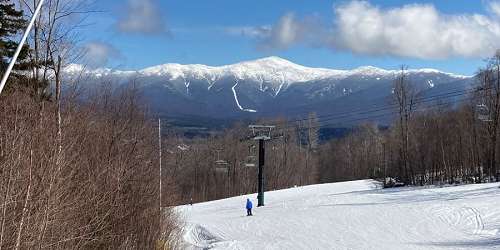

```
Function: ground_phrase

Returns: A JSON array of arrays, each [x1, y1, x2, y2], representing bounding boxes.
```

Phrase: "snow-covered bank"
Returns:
[[178, 180, 500, 249]]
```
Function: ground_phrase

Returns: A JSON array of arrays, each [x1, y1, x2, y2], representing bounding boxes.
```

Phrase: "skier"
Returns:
[[246, 198, 253, 216]]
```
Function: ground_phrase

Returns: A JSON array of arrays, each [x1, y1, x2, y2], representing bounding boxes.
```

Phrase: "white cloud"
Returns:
[[261, 13, 302, 50], [489, 0, 500, 17], [225, 26, 272, 39], [252, 1, 500, 59], [116, 0, 167, 35], [82, 42, 122, 68], [333, 1, 500, 59], [234, 13, 325, 51]]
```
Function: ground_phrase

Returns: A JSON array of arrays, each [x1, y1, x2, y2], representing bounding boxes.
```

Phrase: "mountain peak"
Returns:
[[233, 56, 300, 69], [252, 56, 294, 64]]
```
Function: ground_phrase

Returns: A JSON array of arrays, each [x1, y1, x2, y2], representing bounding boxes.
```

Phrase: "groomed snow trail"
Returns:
[[178, 180, 500, 249], [231, 80, 257, 113]]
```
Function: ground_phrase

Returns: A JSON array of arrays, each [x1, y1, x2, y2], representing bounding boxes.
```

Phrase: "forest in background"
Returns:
[[318, 54, 500, 187]]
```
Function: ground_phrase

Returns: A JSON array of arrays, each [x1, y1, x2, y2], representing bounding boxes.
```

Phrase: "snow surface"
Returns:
[[428, 79, 435, 88], [231, 80, 257, 113], [178, 180, 500, 250], [140, 57, 346, 84], [63, 57, 471, 95], [137, 57, 471, 85]]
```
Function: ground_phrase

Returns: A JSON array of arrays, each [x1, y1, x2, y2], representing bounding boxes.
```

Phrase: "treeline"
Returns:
[[318, 52, 500, 187]]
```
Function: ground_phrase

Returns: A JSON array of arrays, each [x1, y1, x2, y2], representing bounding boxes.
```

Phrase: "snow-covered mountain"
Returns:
[[65, 57, 473, 127]]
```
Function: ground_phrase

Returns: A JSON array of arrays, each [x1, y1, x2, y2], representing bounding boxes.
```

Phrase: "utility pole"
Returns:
[[249, 125, 275, 207], [0, 0, 45, 95], [158, 118, 162, 212]]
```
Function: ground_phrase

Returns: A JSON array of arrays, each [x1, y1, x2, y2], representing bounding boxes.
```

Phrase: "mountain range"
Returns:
[[64, 57, 474, 129]]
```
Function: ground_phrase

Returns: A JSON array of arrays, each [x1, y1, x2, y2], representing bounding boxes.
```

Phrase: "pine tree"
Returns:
[[0, 0, 48, 97], [0, 1, 26, 60]]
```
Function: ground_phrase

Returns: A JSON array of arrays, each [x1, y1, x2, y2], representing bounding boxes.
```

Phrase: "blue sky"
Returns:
[[79, 0, 500, 75]]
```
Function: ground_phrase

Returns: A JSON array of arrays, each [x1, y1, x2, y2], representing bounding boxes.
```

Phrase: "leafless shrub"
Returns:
[[0, 84, 180, 249]]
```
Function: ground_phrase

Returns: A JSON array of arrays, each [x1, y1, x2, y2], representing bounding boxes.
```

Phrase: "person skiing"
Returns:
[[246, 198, 253, 216]]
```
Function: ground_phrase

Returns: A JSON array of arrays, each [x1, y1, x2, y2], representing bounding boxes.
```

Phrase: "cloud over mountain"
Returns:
[[116, 0, 168, 35], [250, 0, 500, 59], [82, 41, 122, 68]]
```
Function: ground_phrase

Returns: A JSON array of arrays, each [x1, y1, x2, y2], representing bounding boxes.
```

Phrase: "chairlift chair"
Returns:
[[477, 104, 492, 122], [215, 165, 229, 173], [215, 160, 229, 173], [215, 160, 229, 165], [244, 155, 257, 168], [215, 149, 229, 173], [243, 144, 257, 168]]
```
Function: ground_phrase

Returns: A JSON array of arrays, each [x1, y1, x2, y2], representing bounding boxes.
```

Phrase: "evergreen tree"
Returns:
[[0, 0, 48, 97]]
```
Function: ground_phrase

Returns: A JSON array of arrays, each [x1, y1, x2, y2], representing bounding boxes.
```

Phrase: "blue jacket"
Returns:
[[246, 199, 253, 209]]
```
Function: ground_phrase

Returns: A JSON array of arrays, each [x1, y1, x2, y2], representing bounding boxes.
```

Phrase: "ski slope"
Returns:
[[178, 180, 500, 249]]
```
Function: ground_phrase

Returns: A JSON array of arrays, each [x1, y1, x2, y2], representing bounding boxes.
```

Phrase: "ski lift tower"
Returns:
[[249, 125, 275, 207]]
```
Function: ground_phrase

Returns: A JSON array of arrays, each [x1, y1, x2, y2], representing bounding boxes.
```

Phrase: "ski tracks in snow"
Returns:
[[180, 181, 500, 250], [465, 207, 485, 235], [184, 224, 244, 250], [430, 204, 491, 237]]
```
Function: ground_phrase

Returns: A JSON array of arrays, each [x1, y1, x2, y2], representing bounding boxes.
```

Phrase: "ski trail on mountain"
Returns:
[[179, 181, 500, 250], [231, 79, 257, 113]]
